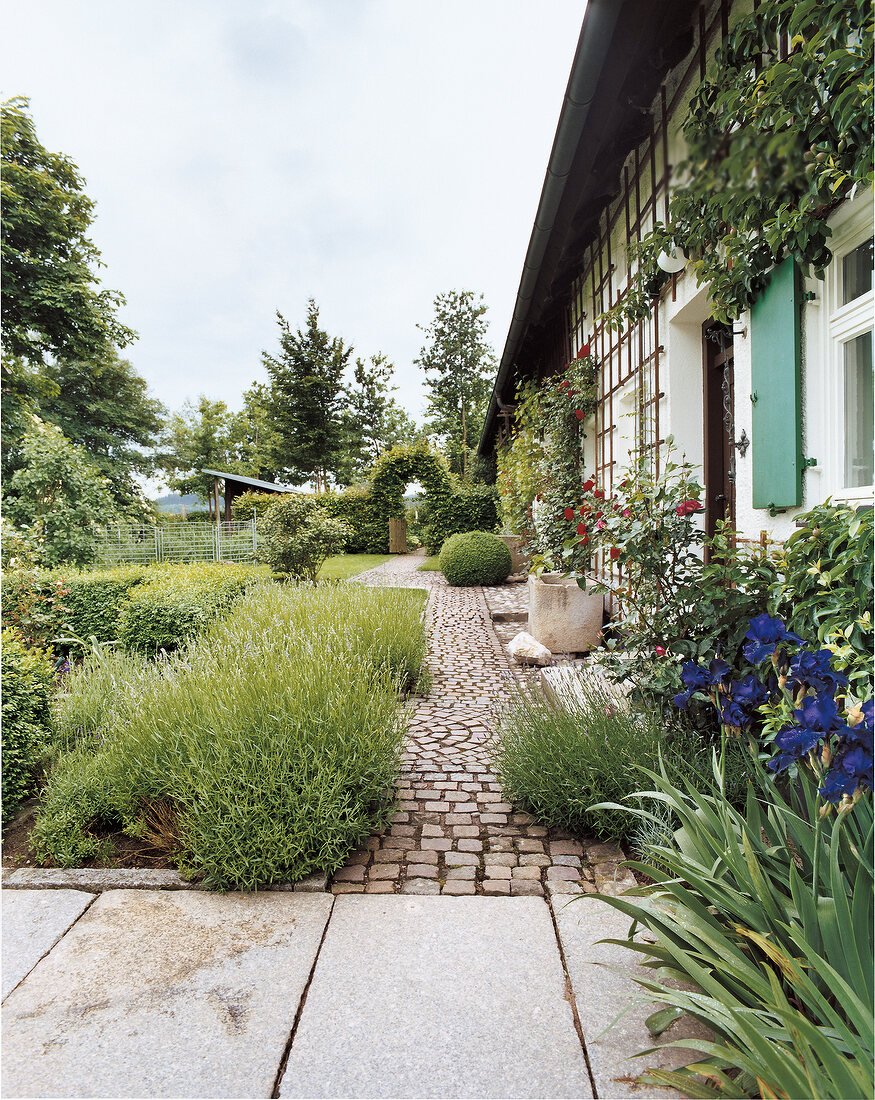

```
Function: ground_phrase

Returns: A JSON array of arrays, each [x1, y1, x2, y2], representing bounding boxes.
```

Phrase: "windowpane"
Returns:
[[842, 237, 874, 305], [843, 330, 874, 488]]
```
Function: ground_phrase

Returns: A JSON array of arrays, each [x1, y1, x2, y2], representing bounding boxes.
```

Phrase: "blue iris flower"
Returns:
[[673, 658, 731, 709], [793, 694, 843, 733], [742, 614, 806, 664], [718, 675, 770, 728], [819, 740, 874, 801], [767, 724, 822, 772], [786, 649, 849, 696]]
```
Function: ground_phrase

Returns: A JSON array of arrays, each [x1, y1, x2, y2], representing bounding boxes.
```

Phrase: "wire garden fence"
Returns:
[[97, 521, 258, 566]]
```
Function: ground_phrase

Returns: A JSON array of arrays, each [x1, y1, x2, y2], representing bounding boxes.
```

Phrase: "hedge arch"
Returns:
[[369, 441, 453, 523]]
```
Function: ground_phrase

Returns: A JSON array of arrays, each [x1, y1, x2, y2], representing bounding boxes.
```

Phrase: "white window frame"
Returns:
[[811, 191, 874, 506]]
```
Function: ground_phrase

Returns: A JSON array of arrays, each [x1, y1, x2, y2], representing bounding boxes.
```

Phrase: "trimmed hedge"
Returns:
[[439, 531, 512, 586], [117, 563, 270, 654], [2, 630, 55, 821], [425, 483, 499, 556], [58, 567, 148, 644]]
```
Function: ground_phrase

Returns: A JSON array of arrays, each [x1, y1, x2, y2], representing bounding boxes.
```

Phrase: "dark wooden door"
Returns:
[[703, 322, 736, 541]]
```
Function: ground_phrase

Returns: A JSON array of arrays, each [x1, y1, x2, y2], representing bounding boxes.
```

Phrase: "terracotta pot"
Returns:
[[527, 573, 604, 653]]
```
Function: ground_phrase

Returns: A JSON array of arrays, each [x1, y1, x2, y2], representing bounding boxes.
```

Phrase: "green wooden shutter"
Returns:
[[750, 257, 803, 510]]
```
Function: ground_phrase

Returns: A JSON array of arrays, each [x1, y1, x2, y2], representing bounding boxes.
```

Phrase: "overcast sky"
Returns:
[[3, 1, 585, 426]]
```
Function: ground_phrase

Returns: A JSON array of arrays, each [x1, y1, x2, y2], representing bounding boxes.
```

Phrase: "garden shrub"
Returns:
[[773, 502, 874, 697], [258, 496, 352, 582], [229, 490, 290, 523], [1, 568, 71, 648], [424, 482, 499, 555], [2, 630, 55, 820], [33, 583, 427, 889], [116, 562, 268, 653], [55, 566, 148, 646], [321, 486, 385, 553], [492, 675, 746, 841], [439, 530, 511, 586]]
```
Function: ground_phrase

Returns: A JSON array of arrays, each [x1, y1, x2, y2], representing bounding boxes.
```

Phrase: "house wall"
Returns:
[[559, 0, 873, 546]]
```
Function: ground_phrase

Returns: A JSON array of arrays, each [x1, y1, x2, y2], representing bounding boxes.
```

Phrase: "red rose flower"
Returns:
[[575, 409, 585, 419], [593, 489, 605, 500], [564, 507, 574, 520], [579, 535, 589, 545], [609, 546, 621, 560], [577, 522, 587, 535], [579, 506, 587, 516], [654, 645, 666, 657], [676, 499, 703, 516], [582, 479, 595, 493], [594, 510, 603, 519], [578, 343, 590, 357]]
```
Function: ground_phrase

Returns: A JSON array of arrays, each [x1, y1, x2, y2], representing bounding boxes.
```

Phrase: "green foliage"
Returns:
[[601, 1, 874, 329], [0, 98, 136, 371], [55, 566, 148, 646], [229, 490, 285, 523], [773, 502, 874, 695], [492, 677, 745, 841], [415, 289, 496, 479], [581, 447, 777, 723], [0, 567, 71, 648], [1, 630, 55, 820], [439, 530, 511, 586], [342, 352, 419, 482], [497, 354, 599, 563], [156, 396, 238, 518], [261, 299, 353, 492], [321, 486, 386, 554], [117, 562, 268, 653], [35, 352, 165, 513], [33, 584, 427, 889], [4, 419, 124, 566], [586, 754, 873, 1099], [424, 482, 499, 556], [258, 496, 352, 583]]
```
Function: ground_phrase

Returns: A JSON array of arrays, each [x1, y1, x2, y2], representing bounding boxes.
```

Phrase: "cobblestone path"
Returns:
[[327, 553, 624, 897]]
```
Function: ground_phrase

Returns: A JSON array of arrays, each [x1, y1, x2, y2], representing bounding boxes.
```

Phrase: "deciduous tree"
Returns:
[[415, 290, 495, 480]]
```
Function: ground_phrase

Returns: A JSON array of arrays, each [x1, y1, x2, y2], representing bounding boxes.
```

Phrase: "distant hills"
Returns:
[[152, 492, 210, 513]]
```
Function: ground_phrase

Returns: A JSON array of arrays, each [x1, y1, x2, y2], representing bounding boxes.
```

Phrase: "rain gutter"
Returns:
[[479, 0, 621, 454]]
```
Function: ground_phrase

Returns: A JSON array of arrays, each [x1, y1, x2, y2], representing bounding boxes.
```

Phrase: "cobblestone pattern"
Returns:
[[331, 553, 630, 897]]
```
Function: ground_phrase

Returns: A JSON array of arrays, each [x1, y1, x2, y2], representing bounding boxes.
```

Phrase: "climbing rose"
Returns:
[[654, 646, 666, 656], [579, 506, 587, 516], [579, 535, 589, 545], [675, 499, 703, 516], [577, 522, 586, 536], [609, 546, 621, 559], [564, 507, 574, 521], [593, 489, 605, 500], [578, 344, 590, 357], [575, 409, 585, 419], [582, 479, 595, 493]]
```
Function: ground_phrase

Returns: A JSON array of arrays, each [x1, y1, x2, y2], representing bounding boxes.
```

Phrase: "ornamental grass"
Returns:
[[32, 583, 426, 889]]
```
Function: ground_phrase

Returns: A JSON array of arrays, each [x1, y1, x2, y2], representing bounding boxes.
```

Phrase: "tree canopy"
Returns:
[[1, 97, 136, 369], [415, 290, 495, 480], [261, 300, 352, 492]]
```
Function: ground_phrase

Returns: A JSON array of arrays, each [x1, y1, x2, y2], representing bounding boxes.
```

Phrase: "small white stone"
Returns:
[[507, 631, 552, 666]]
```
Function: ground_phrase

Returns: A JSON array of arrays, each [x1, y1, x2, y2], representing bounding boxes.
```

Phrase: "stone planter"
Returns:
[[497, 534, 530, 575], [527, 573, 604, 653]]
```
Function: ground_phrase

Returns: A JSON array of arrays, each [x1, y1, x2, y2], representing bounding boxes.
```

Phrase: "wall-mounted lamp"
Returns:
[[656, 245, 687, 273]]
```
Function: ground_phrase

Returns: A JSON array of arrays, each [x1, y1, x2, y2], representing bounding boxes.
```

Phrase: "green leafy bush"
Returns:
[[258, 496, 352, 582], [492, 676, 745, 840], [439, 530, 511, 586], [322, 486, 386, 554], [773, 502, 874, 696], [2, 630, 55, 820], [56, 566, 148, 645], [1, 568, 72, 648], [117, 562, 268, 653], [424, 483, 499, 556], [588, 754, 873, 1099], [33, 583, 426, 888]]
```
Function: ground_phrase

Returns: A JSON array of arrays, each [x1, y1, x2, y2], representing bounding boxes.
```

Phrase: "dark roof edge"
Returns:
[[479, 0, 621, 455], [200, 469, 299, 493]]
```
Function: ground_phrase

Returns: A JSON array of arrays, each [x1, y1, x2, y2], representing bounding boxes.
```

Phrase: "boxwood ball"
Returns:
[[439, 531, 512, 587]]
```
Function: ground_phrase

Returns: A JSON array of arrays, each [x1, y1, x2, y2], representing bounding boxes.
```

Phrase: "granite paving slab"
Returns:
[[2, 888, 95, 1000], [1, 889, 333, 1099], [554, 894, 711, 1099], [279, 894, 593, 1099]]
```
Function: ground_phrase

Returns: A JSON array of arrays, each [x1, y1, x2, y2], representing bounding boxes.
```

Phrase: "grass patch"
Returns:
[[417, 556, 441, 571], [318, 554, 393, 580], [33, 583, 427, 889]]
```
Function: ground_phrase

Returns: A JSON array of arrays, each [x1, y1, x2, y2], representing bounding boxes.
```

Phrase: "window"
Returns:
[[824, 219, 874, 503]]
